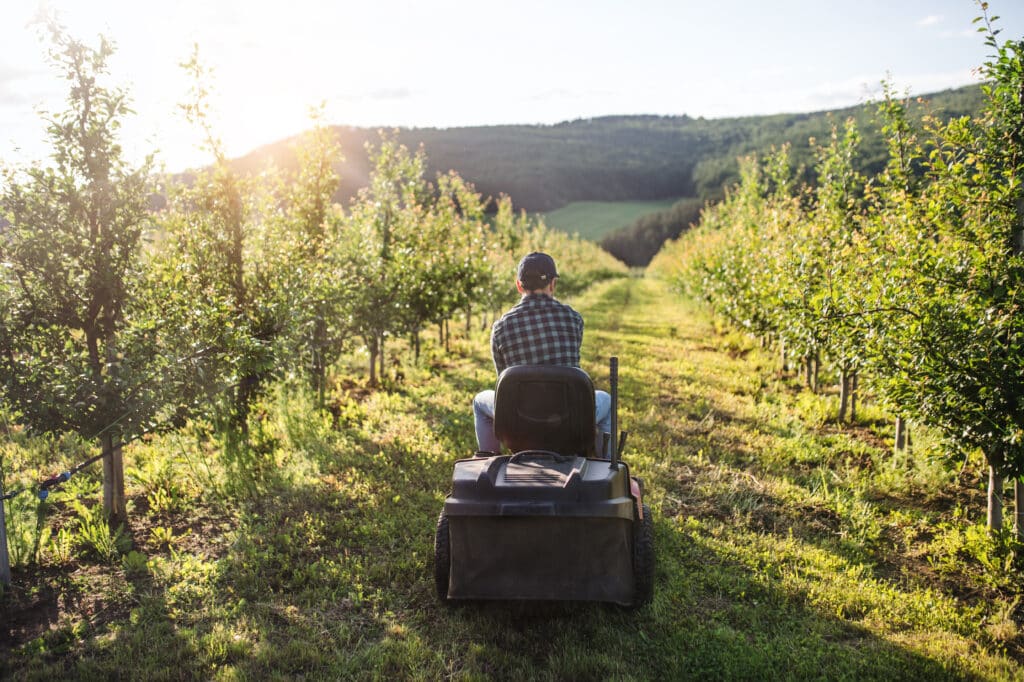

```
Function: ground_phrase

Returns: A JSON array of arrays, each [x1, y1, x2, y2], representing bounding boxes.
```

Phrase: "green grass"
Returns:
[[2, 277, 1023, 680], [539, 199, 682, 241]]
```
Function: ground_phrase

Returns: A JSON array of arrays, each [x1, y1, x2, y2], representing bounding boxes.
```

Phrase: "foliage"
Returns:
[[152, 48, 296, 441], [861, 9, 1024, 487], [653, 9, 1024, 530], [69, 498, 130, 563], [273, 109, 351, 407]]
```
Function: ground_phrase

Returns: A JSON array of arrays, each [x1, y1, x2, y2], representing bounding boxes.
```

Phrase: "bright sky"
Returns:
[[1, 0, 1021, 172]]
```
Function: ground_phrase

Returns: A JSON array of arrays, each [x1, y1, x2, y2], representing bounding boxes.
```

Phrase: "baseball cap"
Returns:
[[516, 252, 559, 287]]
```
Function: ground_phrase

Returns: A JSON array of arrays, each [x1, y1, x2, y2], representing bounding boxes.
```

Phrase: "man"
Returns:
[[473, 252, 612, 456]]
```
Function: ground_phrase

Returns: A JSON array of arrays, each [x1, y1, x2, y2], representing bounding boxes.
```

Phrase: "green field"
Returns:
[[3, 275, 1022, 680], [539, 199, 681, 241]]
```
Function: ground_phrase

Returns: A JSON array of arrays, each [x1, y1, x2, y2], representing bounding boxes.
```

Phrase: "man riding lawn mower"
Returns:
[[433, 253, 654, 607]]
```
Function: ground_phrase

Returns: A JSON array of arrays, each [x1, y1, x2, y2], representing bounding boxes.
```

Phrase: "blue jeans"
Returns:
[[473, 389, 613, 457]]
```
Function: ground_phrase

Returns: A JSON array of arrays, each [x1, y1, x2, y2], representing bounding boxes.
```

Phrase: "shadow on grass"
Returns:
[[412, 517, 973, 681], [0, 517, 222, 679]]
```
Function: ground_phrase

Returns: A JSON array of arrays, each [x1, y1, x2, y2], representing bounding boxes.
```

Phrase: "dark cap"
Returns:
[[517, 252, 558, 288]]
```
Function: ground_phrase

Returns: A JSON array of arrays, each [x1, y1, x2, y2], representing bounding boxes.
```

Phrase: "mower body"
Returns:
[[435, 363, 652, 607]]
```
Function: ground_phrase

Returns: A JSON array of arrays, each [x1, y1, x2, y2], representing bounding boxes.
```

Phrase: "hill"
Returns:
[[233, 85, 983, 215]]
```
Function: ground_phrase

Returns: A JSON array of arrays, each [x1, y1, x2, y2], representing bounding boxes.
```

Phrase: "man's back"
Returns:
[[491, 293, 583, 374]]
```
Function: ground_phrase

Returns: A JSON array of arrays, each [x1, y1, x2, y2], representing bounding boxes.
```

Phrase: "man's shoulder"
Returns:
[[547, 298, 583, 324], [495, 295, 582, 329]]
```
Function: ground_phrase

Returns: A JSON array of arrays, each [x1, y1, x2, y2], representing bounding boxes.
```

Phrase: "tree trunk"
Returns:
[[235, 374, 257, 438], [989, 462, 1004, 531], [804, 351, 820, 393], [780, 338, 787, 373], [368, 336, 378, 386], [466, 303, 472, 335], [0, 485, 11, 586], [310, 348, 325, 411], [438, 321, 444, 348], [101, 432, 126, 526], [1016, 479, 1024, 541], [445, 320, 451, 354], [311, 319, 326, 411], [378, 334, 386, 384], [838, 368, 850, 423], [850, 372, 858, 423], [812, 349, 820, 393]]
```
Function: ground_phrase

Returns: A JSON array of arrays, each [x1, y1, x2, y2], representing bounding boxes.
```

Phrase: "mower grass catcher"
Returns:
[[435, 358, 653, 607]]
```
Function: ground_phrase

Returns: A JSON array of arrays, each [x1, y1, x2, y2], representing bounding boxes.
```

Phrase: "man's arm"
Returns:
[[491, 325, 506, 375]]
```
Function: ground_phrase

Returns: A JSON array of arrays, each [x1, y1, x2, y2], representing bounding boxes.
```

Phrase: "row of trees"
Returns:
[[600, 197, 705, 266], [0, 26, 626, 524], [651, 9, 1023, 532]]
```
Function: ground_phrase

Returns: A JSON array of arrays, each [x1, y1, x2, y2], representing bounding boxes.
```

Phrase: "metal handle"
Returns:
[[609, 356, 618, 465], [508, 450, 572, 464]]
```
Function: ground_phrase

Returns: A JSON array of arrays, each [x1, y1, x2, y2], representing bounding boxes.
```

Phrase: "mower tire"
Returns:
[[633, 504, 654, 607], [434, 511, 451, 601]]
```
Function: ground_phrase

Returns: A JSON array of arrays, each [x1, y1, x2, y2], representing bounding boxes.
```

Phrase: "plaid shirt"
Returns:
[[491, 294, 584, 375]]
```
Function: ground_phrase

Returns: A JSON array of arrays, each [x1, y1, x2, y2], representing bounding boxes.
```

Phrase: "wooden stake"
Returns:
[[895, 417, 907, 452], [1016, 479, 1024, 541], [0, 493, 11, 587], [989, 464, 1004, 531]]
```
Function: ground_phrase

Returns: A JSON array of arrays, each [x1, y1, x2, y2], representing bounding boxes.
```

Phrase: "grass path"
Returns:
[[4, 275, 1023, 680]]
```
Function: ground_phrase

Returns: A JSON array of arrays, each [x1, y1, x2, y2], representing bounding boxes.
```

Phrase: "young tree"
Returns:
[[809, 119, 868, 420], [345, 135, 430, 385], [153, 48, 291, 443], [859, 83, 929, 450], [277, 110, 351, 407], [0, 25, 156, 524]]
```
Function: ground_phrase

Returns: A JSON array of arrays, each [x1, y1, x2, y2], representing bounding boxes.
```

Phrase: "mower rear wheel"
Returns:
[[434, 511, 451, 601], [633, 504, 654, 607]]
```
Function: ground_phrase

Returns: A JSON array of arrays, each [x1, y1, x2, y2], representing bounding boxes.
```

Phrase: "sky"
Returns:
[[1, 0, 1021, 172]]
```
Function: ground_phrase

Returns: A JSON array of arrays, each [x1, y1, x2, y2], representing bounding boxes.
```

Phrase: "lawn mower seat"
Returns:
[[493, 365, 597, 458]]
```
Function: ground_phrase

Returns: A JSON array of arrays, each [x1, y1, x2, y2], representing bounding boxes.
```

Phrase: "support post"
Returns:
[[1016, 479, 1024, 541], [989, 464, 1004, 531], [609, 356, 618, 465], [0, 492, 11, 587], [895, 417, 907, 452]]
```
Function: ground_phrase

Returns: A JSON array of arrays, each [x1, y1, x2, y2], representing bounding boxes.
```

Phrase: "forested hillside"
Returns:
[[233, 85, 985, 214]]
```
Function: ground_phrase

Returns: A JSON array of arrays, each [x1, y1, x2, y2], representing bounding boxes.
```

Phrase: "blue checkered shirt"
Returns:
[[491, 294, 584, 375]]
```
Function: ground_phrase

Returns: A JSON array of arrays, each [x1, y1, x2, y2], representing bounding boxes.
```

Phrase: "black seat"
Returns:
[[493, 365, 596, 457]]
